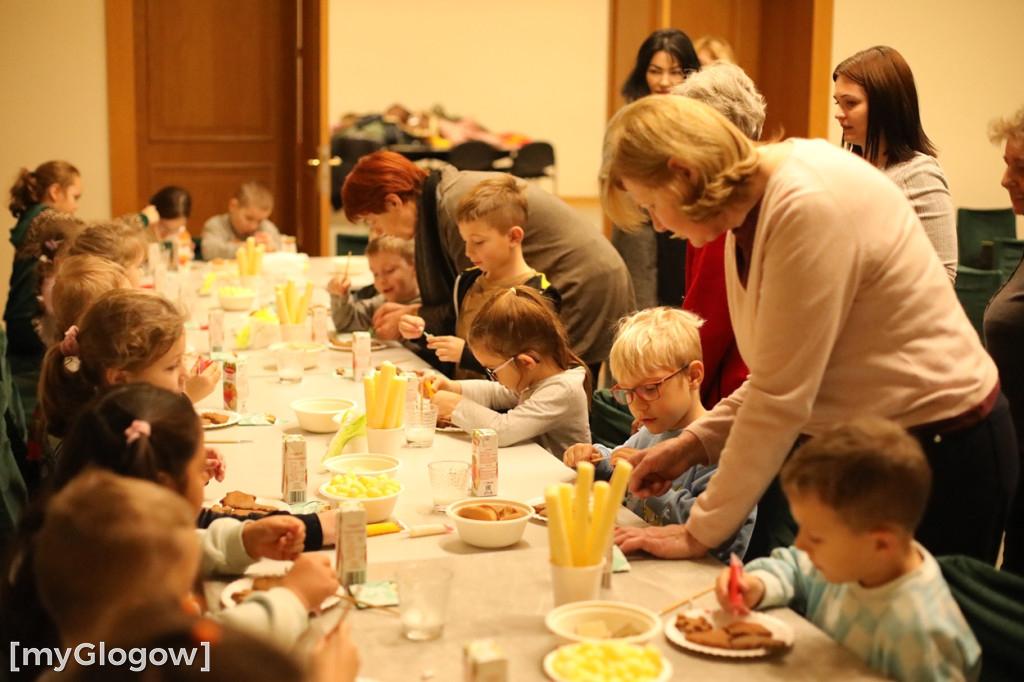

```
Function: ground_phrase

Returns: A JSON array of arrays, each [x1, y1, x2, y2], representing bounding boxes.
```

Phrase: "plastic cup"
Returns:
[[366, 426, 404, 455], [550, 559, 606, 606], [404, 405, 438, 448], [275, 344, 305, 383], [427, 460, 469, 513], [396, 564, 453, 641]]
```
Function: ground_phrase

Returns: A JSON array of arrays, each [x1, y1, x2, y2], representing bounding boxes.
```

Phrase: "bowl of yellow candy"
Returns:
[[318, 472, 402, 523], [218, 286, 255, 311], [543, 641, 670, 682]]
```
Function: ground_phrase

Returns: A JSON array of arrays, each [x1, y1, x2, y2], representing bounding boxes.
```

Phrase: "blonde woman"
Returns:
[[603, 95, 1016, 564]]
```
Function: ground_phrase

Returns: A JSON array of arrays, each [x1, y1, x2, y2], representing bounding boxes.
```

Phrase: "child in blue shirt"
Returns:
[[718, 417, 980, 682], [564, 307, 754, 562]]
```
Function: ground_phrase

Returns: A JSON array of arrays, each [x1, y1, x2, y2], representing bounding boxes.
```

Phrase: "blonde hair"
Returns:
[[365, 234, 415, 264], [39, 289, 186, 438], [33, 470, 196, 637], [67, 220, 147, 270], [51, 255, 132, 343], [234, 180, 274, 210], [989, 104, 1024, 144], [610, 307, 704, 380], [468, 286, 591, 400], [600, 95, 759, 230], [782, 416, 932, 533], [455, 176, 528, 234], [694, 36, 736, 65]]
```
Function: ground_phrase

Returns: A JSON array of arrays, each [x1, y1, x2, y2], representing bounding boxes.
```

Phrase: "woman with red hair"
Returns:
[[342, 151, 634, 371]]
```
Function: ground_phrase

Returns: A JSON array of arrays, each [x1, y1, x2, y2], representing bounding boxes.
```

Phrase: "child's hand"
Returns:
[[242, 515, 306, 561], [372, 302, 413, 340], [184, 360, 222, 403], [281, 554, 339, 612], [563, 443, 603, 469], [203, 447, 227, 484], [314, 619, 360, 682], [714, 565, 764, 614], [327, 275, 351, 297], [399, 314, 426, 339], [252, 231, 276, 252], [141, 204, 160, 225], [317, 509, 336, 548], [430, 390, 463, 418], [421, 371, 457, 395], [425, 335, 465, 363]]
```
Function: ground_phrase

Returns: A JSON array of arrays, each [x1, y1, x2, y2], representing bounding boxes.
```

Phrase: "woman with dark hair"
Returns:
[[833, 46, 957, 281], [615, 29, 702, 309], [340, 151, 633, 374]]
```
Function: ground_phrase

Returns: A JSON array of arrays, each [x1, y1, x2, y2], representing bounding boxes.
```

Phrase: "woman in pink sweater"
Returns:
[[602, 95, 1016, 564]]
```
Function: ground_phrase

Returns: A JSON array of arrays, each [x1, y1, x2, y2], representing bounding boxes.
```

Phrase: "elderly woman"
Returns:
[[605, 96, 1016, 564], [341, 152, 634, 371], [984, 105, 1024, 575]]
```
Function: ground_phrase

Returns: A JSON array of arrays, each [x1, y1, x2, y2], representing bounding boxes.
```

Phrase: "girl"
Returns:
[[833, 46, 957, 281], [3, 384, 340, 679], [49, 254, 131, 345], [429, 286, 591, 457], [148, 184, 192, 241], [66, 219, 149, 287]]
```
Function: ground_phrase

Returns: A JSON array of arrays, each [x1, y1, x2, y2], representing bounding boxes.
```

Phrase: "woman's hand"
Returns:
[[563, 443, 603, 469], [398, 314, 426, 339], [430, 390, 463, 418], [242, 515, 305, 561], [612, 524, 710, 560], [327, 275, 351, 297], [426, 335, 465, 363], [621, 432, 706, 498]]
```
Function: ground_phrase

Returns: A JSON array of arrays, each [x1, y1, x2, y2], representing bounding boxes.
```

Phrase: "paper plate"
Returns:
[[664, 608, 794, 658], [199, 409, 241, 429]]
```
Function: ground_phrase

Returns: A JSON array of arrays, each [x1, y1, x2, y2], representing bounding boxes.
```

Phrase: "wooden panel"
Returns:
[[607, 0, 661, 119], [297, 0, 330, 257], [807, 0, 834, 139], [669, 0, 762, 83], [106, 0, 139, 216]]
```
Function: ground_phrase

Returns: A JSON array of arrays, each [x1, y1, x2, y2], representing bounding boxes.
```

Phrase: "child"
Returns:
[[399, 176, 560, 377], [565, 307, 754, 562], [717, 417, 980, 681], [66, 219, 150, 288], [48, 254, 131, 344], [29, 212, 88, 361], [148, 184, 196, 264], [201, 180, 282, 260], [328, 235, 420, 336], [429, 286, 589, 457]]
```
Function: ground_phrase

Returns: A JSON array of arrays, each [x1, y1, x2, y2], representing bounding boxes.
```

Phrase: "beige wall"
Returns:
[[830, 0, 1024, 234], [0, 0, 110, 312], [327, 0, 611, 199]]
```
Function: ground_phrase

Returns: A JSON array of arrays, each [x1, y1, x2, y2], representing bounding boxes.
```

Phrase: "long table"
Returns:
[[184, 258, 885, 681]]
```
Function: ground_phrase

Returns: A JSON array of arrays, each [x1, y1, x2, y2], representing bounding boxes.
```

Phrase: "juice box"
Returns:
[[335, 501, 367, 587], [223, 357, 248, 412], [471, 428, 498, 497], [281, 434, 307, 504], [463, 640, 507, 682], [352, 331, 371, 381], [311, 305, 329, 344], [208, 309, 224, 353]]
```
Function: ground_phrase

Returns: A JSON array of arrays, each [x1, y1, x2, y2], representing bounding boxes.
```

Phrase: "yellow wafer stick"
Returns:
[[254, 243, 265, 275], [296, 280, 315, 323], [275, 289, 290, 326], [545, 484, 572, 567], [236, 246, 249, 279], [363, 375, 378, 428], [382, 375, 407, 429], [285, 279, 299, 324], [587, 461, 633, 565], [246, 237, 256, 274], [375, 363, 396, 427], [571, 462, 594, 566]]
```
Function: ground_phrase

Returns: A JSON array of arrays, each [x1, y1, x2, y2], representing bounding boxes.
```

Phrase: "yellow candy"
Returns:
[[328, 472, 398, 498], [551, 642, 663, 682]]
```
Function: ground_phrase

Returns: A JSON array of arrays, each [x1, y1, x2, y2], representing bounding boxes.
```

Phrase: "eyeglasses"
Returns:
[[484, 356, 516, 381], [610, 364, 690, 405]]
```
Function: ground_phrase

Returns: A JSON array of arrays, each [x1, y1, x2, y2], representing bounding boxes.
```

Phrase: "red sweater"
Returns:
[[683, 235, 748, 408]]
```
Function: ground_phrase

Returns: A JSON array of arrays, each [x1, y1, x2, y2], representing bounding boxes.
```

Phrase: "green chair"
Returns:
[[991, 237, 1024, 283], [957, 208, 1016, 270], [954, 266, 1003, 340], [938, 555, 1024, 682]]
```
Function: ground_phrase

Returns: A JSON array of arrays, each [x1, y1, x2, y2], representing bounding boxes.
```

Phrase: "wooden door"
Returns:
[[106, 0, 329, 255]]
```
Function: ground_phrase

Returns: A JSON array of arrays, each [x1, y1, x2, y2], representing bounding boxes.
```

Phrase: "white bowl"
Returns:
[[545, 600, 662, 645], [219, 290, 255, 311], [331, 255, 369, 276], [544, 642, 671, 682], [269, 341, 323, 369], [324, 454, 401, 478], [317, 480, 402, 523], [290, 397, 357, 433], [446, 498, 532, 549]]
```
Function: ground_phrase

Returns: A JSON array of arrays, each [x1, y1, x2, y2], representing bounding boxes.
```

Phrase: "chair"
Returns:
[[938, 555, 1024, 682], [510, 142, 557, 194], [956, 208, 1016, 270], [446, 141, 503, 172], [991, 237, 1024, 283], [954, 265, 1003, 340]]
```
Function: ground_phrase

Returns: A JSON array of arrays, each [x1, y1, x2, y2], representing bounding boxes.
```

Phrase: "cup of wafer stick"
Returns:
[[275, 278, 314, 342]]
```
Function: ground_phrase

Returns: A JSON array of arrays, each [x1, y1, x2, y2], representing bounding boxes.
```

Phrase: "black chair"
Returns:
[[510, 142, 557, 194], [330, 137, 383, 210], [953, 265, 1003, 340], [992, 236, 1024, 283], [956, 207, 1016, 270], [446, 141, 503, 171]]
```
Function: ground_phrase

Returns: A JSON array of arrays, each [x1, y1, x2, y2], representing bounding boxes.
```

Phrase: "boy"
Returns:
[[328, 234, 420, 337], [717, 417, 980, 681], [565, 307, 754, 562], [398, 175, 560, 377], [201, 180, 282, 260]]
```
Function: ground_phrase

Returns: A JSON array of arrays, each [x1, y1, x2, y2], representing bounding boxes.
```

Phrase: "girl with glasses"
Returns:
[[427, 286, 591, 458]]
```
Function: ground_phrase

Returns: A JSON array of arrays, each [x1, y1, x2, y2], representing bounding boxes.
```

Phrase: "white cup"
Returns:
[[550, 559, 606, 607], [366, 426, 404, 455]]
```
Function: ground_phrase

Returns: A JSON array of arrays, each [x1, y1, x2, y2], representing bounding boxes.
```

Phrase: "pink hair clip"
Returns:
[[124, 419, 151, 444]]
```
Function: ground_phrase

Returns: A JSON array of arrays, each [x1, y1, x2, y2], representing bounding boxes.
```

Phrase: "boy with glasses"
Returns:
[[564, 307, 754, 561]]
